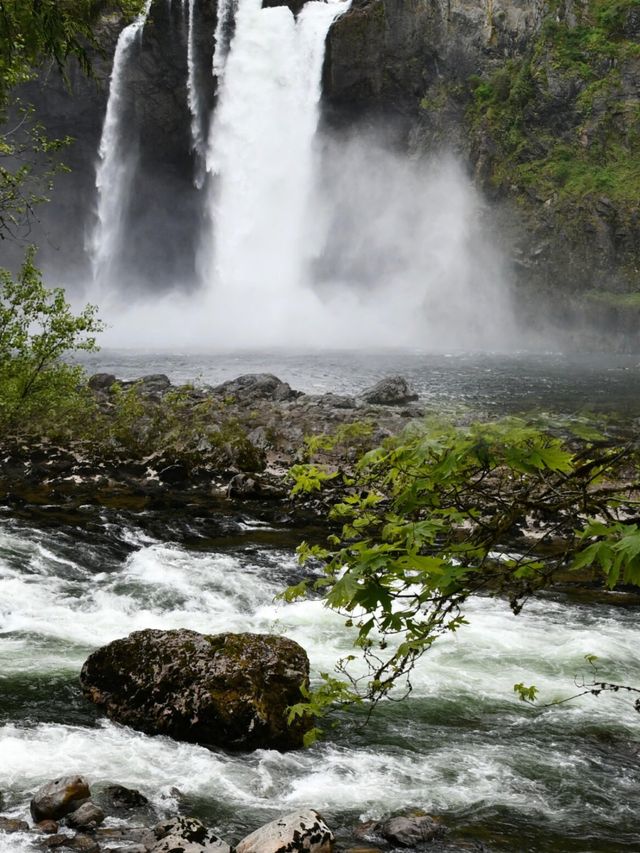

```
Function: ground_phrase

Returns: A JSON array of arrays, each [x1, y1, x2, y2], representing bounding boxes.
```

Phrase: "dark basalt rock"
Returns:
[[262, 0, 306, 16], [212, 373, 302, 403], [361, 375, 418, 405], [103, 785, 150, 813], [65, 802, 105, 830], [80, 629, 312, 751]]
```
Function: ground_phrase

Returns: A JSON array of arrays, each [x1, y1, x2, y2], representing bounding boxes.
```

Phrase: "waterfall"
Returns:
[[185, 0, 207, 187], [202, 0, 351, 340], [90, 0, 153, 292], [212, 0, 238, 79]]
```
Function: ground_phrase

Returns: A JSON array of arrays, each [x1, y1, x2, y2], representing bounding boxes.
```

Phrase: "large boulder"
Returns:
[[360, 376, 418, 405], [235, 809, 334, 853], [80, 630, 312, 751], [212, 373, 301, 403], [30, 776, 90, 822]]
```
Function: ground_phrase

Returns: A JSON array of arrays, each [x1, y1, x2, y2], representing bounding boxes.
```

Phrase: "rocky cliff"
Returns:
[[323, 0, 640, 347]]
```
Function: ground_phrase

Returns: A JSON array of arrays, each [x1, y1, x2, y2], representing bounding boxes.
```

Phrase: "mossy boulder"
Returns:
[[80, 629, 312, 751]]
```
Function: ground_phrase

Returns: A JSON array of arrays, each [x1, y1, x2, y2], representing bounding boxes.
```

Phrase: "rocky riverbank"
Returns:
[[0, 372, 423, 518], [0, 772, 481, 852]]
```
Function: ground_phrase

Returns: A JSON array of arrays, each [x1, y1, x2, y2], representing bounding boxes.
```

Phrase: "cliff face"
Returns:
[[324, 0, 640, 346]]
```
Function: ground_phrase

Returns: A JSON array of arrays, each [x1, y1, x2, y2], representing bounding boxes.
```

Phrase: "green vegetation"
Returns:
[[0, 248, 102, 428], [285, 416, 640, 726], [468, 0, 640, 205]]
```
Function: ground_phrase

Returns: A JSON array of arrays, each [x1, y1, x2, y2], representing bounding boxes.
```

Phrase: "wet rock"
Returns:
[[318, 393, 357, 409], [135, 374, 172, 395], [262, 0, 306, 17], [88, 374, 117, 393], [354, 813, 445, 848], [0, 816, 29, 832], [31, 776, 91, 822], [63, 835, 100, 853], [66, 802, 105, 830], [152, 817, 231, 852], [103, 785, 149, 813], [80, 629, 312, 751], [41, 835, 67, 849], [213, 373, 301, 403], [235, 808, 334, 853], [380, 813, 445, 846], [361, 376, 418, 406], [227, 472, 259, 498], [36, 820, 60, 834]]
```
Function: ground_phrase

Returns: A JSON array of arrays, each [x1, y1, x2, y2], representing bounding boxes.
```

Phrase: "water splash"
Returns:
[[89, 0, 153, 293]]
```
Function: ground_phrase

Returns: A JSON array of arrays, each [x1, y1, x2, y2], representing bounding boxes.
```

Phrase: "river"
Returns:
[[1, 351, 639, 851]]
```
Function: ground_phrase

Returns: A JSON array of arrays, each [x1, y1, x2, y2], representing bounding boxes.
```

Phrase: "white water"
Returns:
[[89, 0, 153, 293], [212, 0, 237, 79], [185, 0, 207, 187], [0, 517, 639, 851], [200, 0, 351, 344]]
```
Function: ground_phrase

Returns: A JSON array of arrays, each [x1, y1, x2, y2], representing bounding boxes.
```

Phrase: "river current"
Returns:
[[1, 351, 639, 851]]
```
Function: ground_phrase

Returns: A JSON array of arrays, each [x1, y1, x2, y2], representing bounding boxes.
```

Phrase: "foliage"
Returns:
[[0, 248, 102, 428], [467, 0, 640, 205], [284, 416, 640, 721]]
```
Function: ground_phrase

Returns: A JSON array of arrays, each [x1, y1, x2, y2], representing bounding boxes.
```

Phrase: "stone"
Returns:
[[212, 374, 301, 403], [66, 802, 105, 830], [134, 374, 172, 395], [103, 785, 149, 812], [353, 813, 445, 848], [380, 814, 445, 847], [88, 374, 117, 393], [0, 816, 29, 832], [80, 629, 312, 751], [63, 835, 100, 853], [30, 776, 91, 822], [42, 836, 67, 849], [361, 376, 418, 406], [235, 809, 334, 853], [262, 0, 306, 17], [36, 820, 60, 834], [318, 393, 357, 409], [152, 817, 231, 853]]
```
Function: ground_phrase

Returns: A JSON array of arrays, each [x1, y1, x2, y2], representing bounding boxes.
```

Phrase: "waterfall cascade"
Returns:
[[90, 0, 153, 293], [202, 0, 351, 339], [89, 0, 514, 350]]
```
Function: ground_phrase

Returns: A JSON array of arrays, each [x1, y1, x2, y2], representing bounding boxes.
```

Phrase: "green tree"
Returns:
[[285, 417, 640, 726], [0, 247, 102, 428]]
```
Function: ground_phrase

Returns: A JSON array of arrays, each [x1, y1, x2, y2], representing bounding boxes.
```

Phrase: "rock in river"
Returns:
[[235, 809, 334, 853], [80, 629, 312, 750], [30, 775, 90, 822]]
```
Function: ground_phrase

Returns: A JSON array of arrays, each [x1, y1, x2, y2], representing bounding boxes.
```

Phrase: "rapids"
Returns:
[[0, 504, 638, 851]]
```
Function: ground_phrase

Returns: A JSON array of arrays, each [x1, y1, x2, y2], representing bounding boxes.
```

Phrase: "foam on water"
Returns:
[[1, 519, 639, 849]]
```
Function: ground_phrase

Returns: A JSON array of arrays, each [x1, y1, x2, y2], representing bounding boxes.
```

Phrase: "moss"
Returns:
[[584, 289, 640, 308], [467, 0, 640, 206]]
